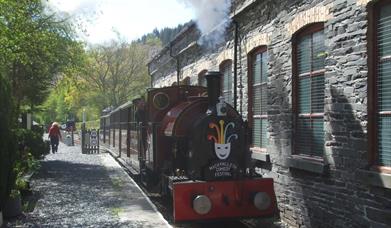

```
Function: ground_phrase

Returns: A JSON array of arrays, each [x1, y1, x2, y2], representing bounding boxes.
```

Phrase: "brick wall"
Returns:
[[148, 0, 391, 227]]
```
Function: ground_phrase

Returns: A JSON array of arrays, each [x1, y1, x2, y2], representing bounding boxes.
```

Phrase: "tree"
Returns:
[[37, 39, 157, 123], [138, 22, 190, 46], [37, 72, 86, 124], [0, 1, 85, 207], [81, 40, 152, 110], [0, 74, 16, 211], [0, 0, 84, 111]]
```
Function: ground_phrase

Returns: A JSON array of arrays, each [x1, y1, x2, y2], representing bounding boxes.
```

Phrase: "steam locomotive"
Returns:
[[100, 71, 276, 222]]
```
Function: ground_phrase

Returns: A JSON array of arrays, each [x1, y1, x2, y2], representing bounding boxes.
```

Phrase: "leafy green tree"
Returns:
[[0, 0, 85, 207], [81, 40, 153, 110], [38, 73, 83, 124], [0, 0, 84, 111], [138, 22, 190, 46]]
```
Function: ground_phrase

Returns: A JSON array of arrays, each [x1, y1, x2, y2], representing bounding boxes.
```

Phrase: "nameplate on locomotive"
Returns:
[[208, 161, 238, 178]]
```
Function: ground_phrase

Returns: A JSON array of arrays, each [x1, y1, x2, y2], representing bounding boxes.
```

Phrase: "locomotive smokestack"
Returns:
[[205, 71, 221, 114]]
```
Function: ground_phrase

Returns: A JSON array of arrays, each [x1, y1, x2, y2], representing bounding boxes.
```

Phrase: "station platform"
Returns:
[[3, 141, 171, 227]]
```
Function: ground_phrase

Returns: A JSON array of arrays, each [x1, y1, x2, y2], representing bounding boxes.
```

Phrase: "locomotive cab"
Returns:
[[140, 85, 207, 185]]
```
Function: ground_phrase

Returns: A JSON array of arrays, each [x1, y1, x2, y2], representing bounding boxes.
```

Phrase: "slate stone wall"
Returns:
[[148, 0, 391, 227]]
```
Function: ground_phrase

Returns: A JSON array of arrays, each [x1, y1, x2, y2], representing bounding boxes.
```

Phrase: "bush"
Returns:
[[0, 74, 17, 210], [2, 127, 48, 207], [13, 150, 41, 194], [15, 128, 50, 160], [31, 124, 45, 135]]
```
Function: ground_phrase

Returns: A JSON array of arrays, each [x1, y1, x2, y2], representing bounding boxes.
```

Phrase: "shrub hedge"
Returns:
[[0, 75, 49, 211]]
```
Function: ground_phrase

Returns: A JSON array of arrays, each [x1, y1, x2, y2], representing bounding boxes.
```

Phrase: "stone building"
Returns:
[[148, 0, 391, 227]]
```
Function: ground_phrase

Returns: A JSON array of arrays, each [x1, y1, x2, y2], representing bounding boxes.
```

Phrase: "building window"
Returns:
[[248, 47, 268, 150], [181, 77, 190, 85], [293, 23, 325, 157], [220, 60, 233, 105], [369, 1, 391, 168], [198, 70, 207, 87]]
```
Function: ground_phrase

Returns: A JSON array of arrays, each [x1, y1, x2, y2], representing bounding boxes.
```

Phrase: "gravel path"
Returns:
[[4, 141, 170, 228]]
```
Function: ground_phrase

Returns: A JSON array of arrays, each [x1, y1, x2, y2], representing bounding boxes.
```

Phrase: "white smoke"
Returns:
[[179, 0, 232, 48]]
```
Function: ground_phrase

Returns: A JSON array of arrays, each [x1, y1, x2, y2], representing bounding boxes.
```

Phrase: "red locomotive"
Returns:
[[101, 71, 277, 222]]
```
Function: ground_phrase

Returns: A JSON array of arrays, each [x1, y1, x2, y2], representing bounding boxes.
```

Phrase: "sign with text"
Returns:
[[207, 161, 238, 178]]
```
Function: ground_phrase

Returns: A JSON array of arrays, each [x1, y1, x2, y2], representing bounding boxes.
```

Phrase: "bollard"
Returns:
[[65, 134, 72, 146]]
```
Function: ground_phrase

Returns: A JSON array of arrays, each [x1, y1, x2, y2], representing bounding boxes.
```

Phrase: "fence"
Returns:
[[81, 126, 100, 154]]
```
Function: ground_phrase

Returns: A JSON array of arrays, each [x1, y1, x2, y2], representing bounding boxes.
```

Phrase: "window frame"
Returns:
[[181, 77, 190, 85], [219, 59, 233, 105], [368, 0, 391, 173], [247, 46, 268, 152], [292, 22, 325, 159]]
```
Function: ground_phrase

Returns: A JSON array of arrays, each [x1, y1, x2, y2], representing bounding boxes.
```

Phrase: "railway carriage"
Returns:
[[100, 71, 277, 222]]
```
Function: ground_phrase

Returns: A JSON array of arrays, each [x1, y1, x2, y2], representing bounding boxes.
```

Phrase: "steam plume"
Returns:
[[179, 0, 232, 48]]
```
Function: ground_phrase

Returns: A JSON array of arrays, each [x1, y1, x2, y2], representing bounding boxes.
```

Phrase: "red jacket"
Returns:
[[48, 125, 61, 139]]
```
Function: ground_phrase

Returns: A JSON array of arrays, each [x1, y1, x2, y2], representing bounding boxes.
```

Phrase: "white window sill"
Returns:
[[356, 169, 391, 189]]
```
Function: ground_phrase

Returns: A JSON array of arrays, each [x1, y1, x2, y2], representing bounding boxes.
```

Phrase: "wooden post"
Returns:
[[71, 128, 74, 146], [81, 123, 86, 154], [98, 129, 100, 153]]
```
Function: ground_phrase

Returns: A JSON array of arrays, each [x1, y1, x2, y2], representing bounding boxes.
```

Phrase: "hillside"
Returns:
[[138, 21, 192, 46]]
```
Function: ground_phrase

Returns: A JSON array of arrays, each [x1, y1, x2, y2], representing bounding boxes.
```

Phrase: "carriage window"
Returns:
[[220, 60, 233, 105], [372, 2, 391, 167], [293, 23, 325, 157], [249, 47, 268, 150]]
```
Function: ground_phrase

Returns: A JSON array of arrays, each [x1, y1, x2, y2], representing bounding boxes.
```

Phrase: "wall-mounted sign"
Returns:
[[90, 129, 97, 138]]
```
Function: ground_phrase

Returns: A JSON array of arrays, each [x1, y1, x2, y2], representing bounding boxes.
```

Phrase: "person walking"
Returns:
[[48, 122, 62, 153]]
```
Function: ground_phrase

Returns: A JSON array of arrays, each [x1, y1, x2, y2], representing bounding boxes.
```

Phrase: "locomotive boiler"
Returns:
[[101, 71, 277, 222]]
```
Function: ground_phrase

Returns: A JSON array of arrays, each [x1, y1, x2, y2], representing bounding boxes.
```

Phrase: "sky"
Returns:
[[47, 0, 196, 44]]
